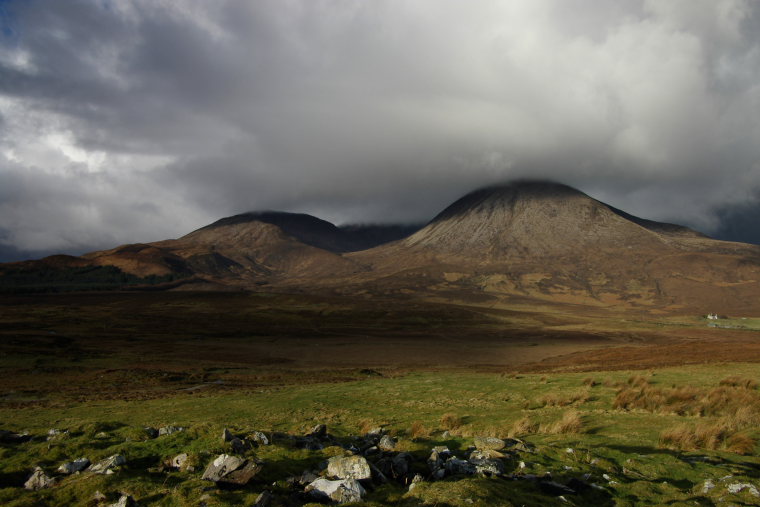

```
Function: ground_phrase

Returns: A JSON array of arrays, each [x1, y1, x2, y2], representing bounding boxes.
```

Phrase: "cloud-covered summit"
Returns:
[[1, 0, 759, 260]]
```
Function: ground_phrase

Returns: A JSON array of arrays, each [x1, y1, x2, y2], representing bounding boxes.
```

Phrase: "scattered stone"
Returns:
[[469, 448, 506, 460], [144, 427, 158, 439], [539, 480, 576, 496], [230, 437, 251, 454], [378, 434, 396, 452], [222, 428, 234, 442], [518, 461, 527, 470], [109, 494, 137, 507], [88, 455, 126, 474], [253, 490, 273, 507], [392, 453, 412, 477], [309, 424, 328, 438], [445, 457, 476, 476], [567, 477, 592, 493], [93, 491, 107, 502], [306, 478, 366, 504], [365, 427, 384, 437], [250, 431, 270, 445], [58, 457, 90, 474], [0, 430, 31, 443], [201, 454, 262, 486], [24, 467, 55, 490], [327, 455, 372, 480], [167, 453, 188, 470], [158, 426, 185, 437], [701, 479, 715, 494], [94, 432, 110, 440], [408, 474, 424, 492], [469, 457, 504, 476], [473, 436, 505, 451], [441, 430, 451, 439], [727, 482, 760, 497], [47, 428, 68, 441]]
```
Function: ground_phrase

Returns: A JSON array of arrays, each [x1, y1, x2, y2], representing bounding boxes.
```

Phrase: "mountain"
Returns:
[[347, 181, 760, 312], [3, 179, 760, 313]]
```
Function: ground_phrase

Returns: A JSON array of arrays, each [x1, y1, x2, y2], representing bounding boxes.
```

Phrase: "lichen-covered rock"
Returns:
[[109, 494, 137, 507], [158, 426, 184, 437], [473, 436, 505, 451], [222, 428, 235, 442], [58, 458, 90, 474], [378, 434, 396, 452], [306, 478, 366, 504], [230, 437, 251, 454], [727, 482, 760, 496], [253, 490, 272, 506], [309, 424, 328, 438], [201, 454, 262, 485], [469, 457, 504, 476], [250, 431, 270, 445], [168, 453, 188, 469], [88, 455, 126, 474], [327, 455, 372, 480], [24, 467, 55, 490], [444, 457, 476, 476]]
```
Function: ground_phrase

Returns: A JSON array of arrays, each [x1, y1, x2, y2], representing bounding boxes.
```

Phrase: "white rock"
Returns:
[[58, 458, 90, 474], [307, 478, 366, 504], [327, 455, 372, 480], [88, 455, 126, 474], [728, 482, 760, 496]]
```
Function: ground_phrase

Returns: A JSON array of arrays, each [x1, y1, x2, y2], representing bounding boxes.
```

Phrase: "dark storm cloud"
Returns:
[[1, 0, 760, 259]]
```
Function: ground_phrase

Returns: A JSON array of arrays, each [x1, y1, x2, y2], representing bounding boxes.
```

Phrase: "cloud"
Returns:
[[1, 0, 760, 259]]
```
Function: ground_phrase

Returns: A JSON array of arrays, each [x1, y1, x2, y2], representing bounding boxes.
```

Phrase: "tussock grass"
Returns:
[[509, 416, 538, 437], [545, 410, 584, 434], [440, 412, 464, 431], [719, 375, 758, 389], [538, 389, 590, 408], [409, 420, 430, 440]]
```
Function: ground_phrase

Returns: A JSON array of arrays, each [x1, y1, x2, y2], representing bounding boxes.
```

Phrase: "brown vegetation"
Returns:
[[439, 413, 464, 431], [545, 410, 584, 434]]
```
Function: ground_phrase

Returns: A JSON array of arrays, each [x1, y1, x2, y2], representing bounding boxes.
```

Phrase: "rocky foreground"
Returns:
[[4, 422, 760, 506]]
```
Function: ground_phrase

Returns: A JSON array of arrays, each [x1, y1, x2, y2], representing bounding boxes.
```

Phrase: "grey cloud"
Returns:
[[1, 0, 760, 259]]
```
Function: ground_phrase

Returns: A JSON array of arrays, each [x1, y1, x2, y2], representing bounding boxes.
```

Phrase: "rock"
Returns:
[[567, 477, 592, 493], [441, 430, 451, 439], [0, 430, 31, 443], [408, 474, 424, 491], [469, 458, 504, 476], [168, 453, 188, 469], [296, 436, 324, 450], [93, 490, 107, 502], [378, 434, 396, 452], [540, 480, 576, 496], [230, 437, 251, 454], [58, 457, 90, 474], [47, 428, 68, 441], [201, 454, 262, 485], [24, 467, 55, 490], [309, 424, 328, 438], [250, 431, 270, 445], [88, 455, 126, 474], [727, 482, 760, 496], [109, 495, 137, 507], [365, 427, 384, 436], [94, 431, 110, 440], [158, 426, 184, 437], [363, 445, 379, 456], [306, 478, 366, 504], [473, 436, 505, 451], [428, 447, 451, 471], [222, 428, 234, 442], [144, 427, 158, 439], [327, 455, 372, 480], [469, 449, 506, 460], [253, 490, 272, 507], [445, 457, 476, 476], [432, 468, 446, 480], [392, 453, 412, 477], [700, 479, 715, 494]]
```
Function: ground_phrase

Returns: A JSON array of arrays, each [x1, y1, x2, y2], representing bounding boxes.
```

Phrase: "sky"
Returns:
[[1, 0, 759, 261]]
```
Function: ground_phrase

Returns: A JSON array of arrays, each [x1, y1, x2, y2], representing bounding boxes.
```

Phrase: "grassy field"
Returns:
[[2, 292, 760, 505]]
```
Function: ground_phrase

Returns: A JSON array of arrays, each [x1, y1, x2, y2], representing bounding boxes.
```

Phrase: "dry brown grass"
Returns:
[[659, 418, 756, 454], [614, 383, 760, 418], [545, 410, 584, 434], [719, 376, 758, 390], [582, 377, 598, 387], [539, 389, 590, 408], [509, 416, 538, 437], [409, 420, 430, 440], [439, 413, 463, 431], [627, 374, 650, 387]]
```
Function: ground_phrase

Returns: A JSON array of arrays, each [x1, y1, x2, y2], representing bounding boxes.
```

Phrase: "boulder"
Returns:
[[444, 457, 476, 476], [168, 453, 188, 469], [58, 457, 90, 474], [88, 455, 126, 474], [253, 490, 273, 506], [306, 478, 366, 504], [109, 495, 137, 507], [158, 426, 184, 437], [222, 428, 235, 441], [230, 437, 251, 454], [469, 458, 504, 476], [327, 455, 372, 480], [201, 454, 262, 486], [250, 431, 270, 445], [378, 435, 396, 452], [309, 424, 328, 438], [144, 427, 158, 439], [24, 467, 55, 490], [473, 436, 505, 451], [408, 474, 424, 492], [427, 447, 451, 471]]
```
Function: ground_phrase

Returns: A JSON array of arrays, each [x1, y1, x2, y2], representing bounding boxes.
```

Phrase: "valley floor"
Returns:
[[1, 292, 760, 505]]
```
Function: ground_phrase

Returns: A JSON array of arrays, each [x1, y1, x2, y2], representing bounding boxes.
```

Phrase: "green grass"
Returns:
[[2, 364, 760, 505]]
